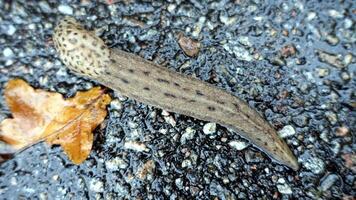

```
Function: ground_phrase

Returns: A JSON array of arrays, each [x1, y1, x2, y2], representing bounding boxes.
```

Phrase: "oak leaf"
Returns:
[[0, 79, 111, 164]]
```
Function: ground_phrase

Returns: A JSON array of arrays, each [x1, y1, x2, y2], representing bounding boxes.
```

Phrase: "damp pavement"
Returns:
[[0, 1, 355, 199]]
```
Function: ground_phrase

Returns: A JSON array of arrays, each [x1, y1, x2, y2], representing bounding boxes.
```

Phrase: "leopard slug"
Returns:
[[53, 17, 299, 170]]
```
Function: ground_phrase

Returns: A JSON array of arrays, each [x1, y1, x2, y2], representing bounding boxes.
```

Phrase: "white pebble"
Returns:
[[6, 25, 16, 35], [58, 4, 73, 15], [277, 178, 293, 194], [203, 123, 216, 135], [124, 140, 149, 152], [229, 140, 248, 150], [278, 125, 296, 138], [3, 47, 14, 57], [89, 178, 104, 193]]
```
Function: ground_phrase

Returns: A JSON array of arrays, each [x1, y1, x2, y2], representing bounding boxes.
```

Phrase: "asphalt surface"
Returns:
[[0, 0, 355, 199]]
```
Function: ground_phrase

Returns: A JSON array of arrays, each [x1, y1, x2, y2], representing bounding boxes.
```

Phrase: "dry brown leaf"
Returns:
[[0, 79, 111, 164]]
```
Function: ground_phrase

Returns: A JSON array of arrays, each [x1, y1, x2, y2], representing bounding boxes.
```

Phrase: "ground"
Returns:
[[0, 0, 355, 199]]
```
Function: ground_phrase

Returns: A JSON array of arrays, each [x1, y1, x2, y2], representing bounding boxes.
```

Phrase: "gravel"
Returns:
[[0, 0, 355, 199]]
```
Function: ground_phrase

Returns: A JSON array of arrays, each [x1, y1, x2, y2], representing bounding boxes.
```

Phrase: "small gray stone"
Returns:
[[175, 178, 183, 190], [278, 125, 296, 138], [180, 127, 196, 143], [320, 174, 338, 191], [39, 1, 52, 13], [325, 111, 338, 125], [6, 25, 16, 35], [299, 153, 325, 174], [58, 4, 73, 15]]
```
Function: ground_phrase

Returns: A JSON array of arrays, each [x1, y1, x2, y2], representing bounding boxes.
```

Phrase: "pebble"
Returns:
[[328, 9, 344, 18], [238, 36, 252, 46], [278, 125, 296, 138], [277, 178, 293, 194], [343, 18, 353, 29], [124, 141, 149, 152], [175, 178, 183, 190], [228, 140, 248, 151], [136, 160, 155, 180], [335, 126, 349, 137], [6, 25, 16, 35], [325, 111, 338, 125], [105, 157, 128, 171], [167, 4, 176, 13], [219, 14, 237, 26], [280, 44, 297, 58], [58, 4, 73, 15], [110, 99, 123, 111], [306, 12, 317, 21], [325, 34, 339, 46], [343, 54, 352, 66], [3, 47, 14, 57], [319, 174, 338, 191], [340, 71, 350, 81], [299, 153, 325, 174], [180, 127, 196, 143], [223, 44, 253, 62], [192, 17, 206, 37], [38, 1, 52, 13], [317, 50, 344, 68], [181, 159, 192, 168], [89, 178, 104, 193], [203, 123, 216, 135], [316, 68, 329, 77], [177, 33, 201, 57]]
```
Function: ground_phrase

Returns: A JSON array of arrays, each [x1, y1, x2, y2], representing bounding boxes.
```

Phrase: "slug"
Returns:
[[53, 17, 299, 170]]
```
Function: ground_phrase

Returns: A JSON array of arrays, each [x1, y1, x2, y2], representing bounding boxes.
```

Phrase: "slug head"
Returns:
[[53, 17, 110, 77]]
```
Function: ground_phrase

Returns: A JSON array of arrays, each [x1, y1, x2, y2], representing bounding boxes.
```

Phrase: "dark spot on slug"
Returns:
[[143, 87, 150, 91], [196, 90, 204, 96], [100, 45, 105, 50], [128, 69, 134, 73], [233, 103, 240, 111], [164, 93, 177, 98], [207, 106, 215, 111], [143, 71, 150, 76], [217, 100, 225, 105], [120, 78, 129, 84], [110, 59, 116, 64], [174, 82, 181, 87], [82, 34, 87, 39], [189, 99, 196, 103], [157, 78, 170, 84], [183, 88, 190, 91], [105, 71, 112, 75]]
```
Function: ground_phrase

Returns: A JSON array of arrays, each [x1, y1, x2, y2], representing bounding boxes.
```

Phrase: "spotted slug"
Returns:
[[53, 17, 299, 170]]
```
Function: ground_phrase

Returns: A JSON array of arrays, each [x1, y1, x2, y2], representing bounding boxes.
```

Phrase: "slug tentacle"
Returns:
[[53, 17, 299, 171]]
